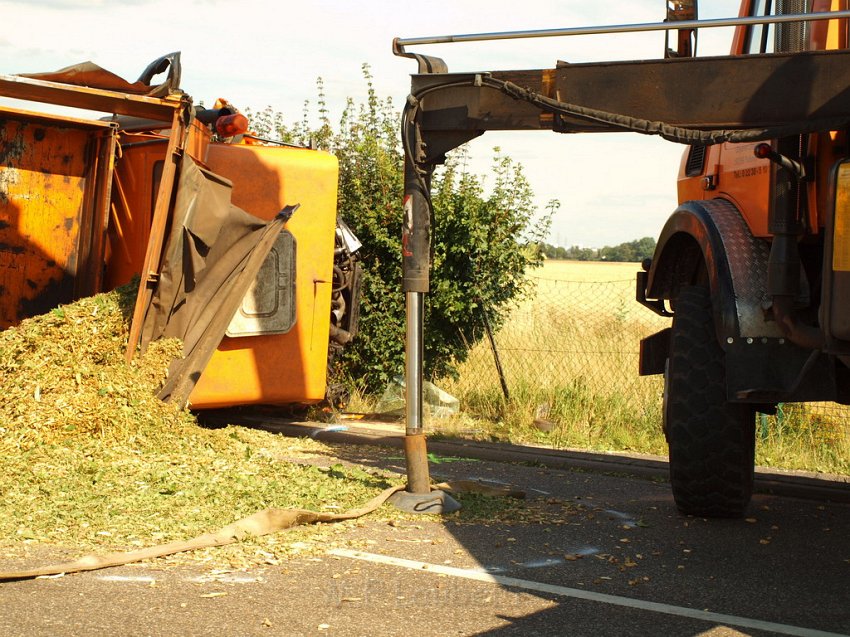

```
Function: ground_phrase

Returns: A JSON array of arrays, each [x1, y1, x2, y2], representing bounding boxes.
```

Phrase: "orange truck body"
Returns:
[[0, 107, 116, 324], [0, 64, 343, 409]]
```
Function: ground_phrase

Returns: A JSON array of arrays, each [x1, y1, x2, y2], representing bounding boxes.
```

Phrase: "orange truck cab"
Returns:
[[637, 1, 850, 516]]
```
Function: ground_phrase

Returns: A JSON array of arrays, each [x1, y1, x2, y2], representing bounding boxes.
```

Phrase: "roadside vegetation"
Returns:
[[247, 67, 549, 393]]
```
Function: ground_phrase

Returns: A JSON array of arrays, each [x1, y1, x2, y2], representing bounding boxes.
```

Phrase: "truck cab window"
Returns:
[[746, 0, 775, 53]]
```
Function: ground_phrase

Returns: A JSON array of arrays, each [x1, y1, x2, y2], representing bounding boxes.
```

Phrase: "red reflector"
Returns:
[[754, 143, 772, 159], [215, 113, 249, 137]]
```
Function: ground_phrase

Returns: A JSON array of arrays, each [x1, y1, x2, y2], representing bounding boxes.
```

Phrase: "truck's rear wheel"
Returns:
[[665, 286, 755, 517]]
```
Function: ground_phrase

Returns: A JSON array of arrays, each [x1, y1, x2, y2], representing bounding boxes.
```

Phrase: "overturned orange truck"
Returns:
[[0, 53, 360, 409]]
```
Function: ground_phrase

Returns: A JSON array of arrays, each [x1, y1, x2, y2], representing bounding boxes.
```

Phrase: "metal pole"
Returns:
[[388, 123, 460, 513], [404, 290, 430, 494], [400, 150, 431, 496], [394, 10, 850, 48]]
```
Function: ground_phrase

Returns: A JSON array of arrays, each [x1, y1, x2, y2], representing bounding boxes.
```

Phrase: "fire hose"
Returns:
[[0, 480, 523, 581]]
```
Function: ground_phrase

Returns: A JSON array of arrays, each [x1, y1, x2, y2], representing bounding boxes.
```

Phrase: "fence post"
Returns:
[[480, 304, 510, 401]]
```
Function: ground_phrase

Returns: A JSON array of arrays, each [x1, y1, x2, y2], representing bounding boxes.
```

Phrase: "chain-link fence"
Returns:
[[437, 266, 849, 469], [448, 275, 664, 404]]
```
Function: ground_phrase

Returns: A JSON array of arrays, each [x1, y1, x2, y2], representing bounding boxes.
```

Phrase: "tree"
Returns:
[[599, 237, 656, 262], [249, 68, 550, 394], [600, 243, 636, 262], [427, 150, 548, 380], [632, 236, 657, 262], [538, 242, 569, 259]]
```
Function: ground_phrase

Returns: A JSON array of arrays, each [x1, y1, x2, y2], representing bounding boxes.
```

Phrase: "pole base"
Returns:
[[388, 489, 461, 514]]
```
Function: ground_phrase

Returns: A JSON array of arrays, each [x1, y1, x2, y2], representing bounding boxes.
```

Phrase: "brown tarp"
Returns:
[[141, 156, 295, 408], [18, 53, 181, 97]]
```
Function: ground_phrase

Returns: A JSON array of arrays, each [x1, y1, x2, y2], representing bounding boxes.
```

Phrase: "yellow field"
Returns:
[[532, 259, 644, 282]]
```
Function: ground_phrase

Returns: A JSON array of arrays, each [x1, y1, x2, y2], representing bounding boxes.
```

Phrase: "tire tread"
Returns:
[[667, 286, 755, 517]]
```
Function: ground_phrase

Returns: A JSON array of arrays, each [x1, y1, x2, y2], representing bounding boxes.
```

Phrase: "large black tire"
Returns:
[[665, 286, 756, 517]]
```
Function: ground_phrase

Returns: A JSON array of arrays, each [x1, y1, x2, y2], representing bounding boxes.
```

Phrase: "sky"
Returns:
[[0, 0, 743, 248]]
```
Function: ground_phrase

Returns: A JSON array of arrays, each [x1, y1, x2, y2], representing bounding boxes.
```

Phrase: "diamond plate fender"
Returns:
[[645, 198, 791, 343]]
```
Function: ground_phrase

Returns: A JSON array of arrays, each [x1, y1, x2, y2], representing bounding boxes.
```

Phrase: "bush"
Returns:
[[248, 67, 550, 395]]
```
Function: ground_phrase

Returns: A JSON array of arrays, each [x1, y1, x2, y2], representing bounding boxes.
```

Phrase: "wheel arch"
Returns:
[[646, 198, 776, 345]]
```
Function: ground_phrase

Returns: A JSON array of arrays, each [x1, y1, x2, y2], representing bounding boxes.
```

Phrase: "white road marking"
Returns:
[[186, 575, 263, 584], [329, 548, 848, 637], [484, 548, 600, 574], [97, 575, 156, 583], [602, 508, 638, 527]]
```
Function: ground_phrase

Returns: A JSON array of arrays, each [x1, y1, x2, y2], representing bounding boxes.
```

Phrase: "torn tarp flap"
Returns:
[[17, 53, 182, 97], [140, 155, 290, 407], [140, 156, 236, 350]]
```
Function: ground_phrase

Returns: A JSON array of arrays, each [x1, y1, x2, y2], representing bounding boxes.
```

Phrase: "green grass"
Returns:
[[754, 403, 850, 473], [439, 379, 666, 456]]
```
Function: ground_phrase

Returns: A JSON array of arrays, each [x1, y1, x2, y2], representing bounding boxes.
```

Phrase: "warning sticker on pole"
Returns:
[[402, 194, 413, 257]]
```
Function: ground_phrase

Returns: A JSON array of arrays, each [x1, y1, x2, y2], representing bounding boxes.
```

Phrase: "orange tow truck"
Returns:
[[638, 0, 850, 516], [392, 1, 850, 515]]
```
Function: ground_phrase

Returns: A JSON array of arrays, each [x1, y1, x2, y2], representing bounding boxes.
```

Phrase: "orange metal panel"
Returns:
[[188, 144, 339, 408], [676, 146, 712, 204], [0, 112, 115, 327], [715, 142, 771, 237], [104, 133, 164, 289]]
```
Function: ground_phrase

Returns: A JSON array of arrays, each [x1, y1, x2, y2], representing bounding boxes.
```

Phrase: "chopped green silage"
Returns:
[[0, 287, 552, 569], [0, 286, 399, 559], [0, 284, 191, 447]]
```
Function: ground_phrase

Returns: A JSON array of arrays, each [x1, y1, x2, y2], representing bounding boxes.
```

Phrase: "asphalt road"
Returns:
[[1, 446, 848, 637]]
